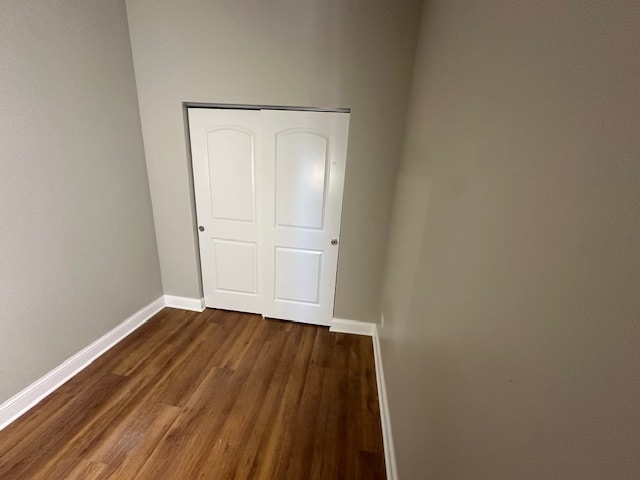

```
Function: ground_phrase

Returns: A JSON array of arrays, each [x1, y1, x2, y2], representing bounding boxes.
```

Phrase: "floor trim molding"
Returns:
[[164, 295, 205, 312], [0, 296, 165, 431], [329, 317, 376, 336], [372, 324, 398, 480]]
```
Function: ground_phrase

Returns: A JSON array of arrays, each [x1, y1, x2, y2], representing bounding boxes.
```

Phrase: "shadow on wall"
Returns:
[[380, 167, 471, 478]]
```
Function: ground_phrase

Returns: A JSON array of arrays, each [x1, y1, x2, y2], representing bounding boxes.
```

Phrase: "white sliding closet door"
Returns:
[[189, 108, 262, 314], [189, 107, 349, 326], [260, 110, 349, 325]]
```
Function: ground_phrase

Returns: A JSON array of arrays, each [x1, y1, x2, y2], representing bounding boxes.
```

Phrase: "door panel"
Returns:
[[206, 128, 255, 222], [262, 110, 349, 325], [275, 131, 328, 229], [212, 239, 257, 294], [274, 247, 323, 304], [189, 108, 262, 313]]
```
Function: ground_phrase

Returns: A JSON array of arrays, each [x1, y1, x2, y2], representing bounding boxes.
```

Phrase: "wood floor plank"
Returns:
[[130, 318, 268, 479], [66, 459, 107, 480], [148, 320, 224, 407], [0, 373, 128, 479], [108, 309, 194, 376], [131, 366, 237, 479], [240, 322, 318, 480], [0, 308, 386, 480], [91, 403, 181, 480], [30, 314, 212, 479], [196, 320, 307, 479], [212, 323, 302, 479], [0, 390, 75, 458], [310, 333, 351, 480], [279, 328, 335, 479]]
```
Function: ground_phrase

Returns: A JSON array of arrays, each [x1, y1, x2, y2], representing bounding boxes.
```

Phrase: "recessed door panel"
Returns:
[[274, 247, 322, 304], [212, 239, 257, 294], [275, 132, 328, 229], [206, 129, 255, 222]]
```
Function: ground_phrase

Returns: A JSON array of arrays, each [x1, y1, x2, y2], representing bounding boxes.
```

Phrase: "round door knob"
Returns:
[[198, 226, 205, 232], [331, 238, 338, 246]]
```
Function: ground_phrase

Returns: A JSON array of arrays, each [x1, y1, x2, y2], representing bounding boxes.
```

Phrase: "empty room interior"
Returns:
[[1, 1, 638, 479]]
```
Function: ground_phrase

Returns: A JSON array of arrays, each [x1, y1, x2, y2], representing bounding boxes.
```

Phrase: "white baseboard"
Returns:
[[163, 295, 205, 312], [372, 324, 398, 480], [0, 296, 165, 431], [330, 317, 376, 336]]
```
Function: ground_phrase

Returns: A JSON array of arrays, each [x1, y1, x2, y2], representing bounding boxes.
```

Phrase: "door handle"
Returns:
[[198, 226, 205, 232], [331, 238, 338, 246]]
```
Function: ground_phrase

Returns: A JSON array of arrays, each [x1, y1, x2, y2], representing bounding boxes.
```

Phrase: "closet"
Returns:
[[188, 107, 350, 326]]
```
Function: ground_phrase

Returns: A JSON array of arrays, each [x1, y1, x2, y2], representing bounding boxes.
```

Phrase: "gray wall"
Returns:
[[0, 0, 162, 403], [381, 0, 640, 478], [125, 0, 423, 322]]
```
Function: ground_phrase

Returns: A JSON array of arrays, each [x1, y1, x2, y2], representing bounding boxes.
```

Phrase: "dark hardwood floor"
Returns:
[[0, 308, 386, 479]]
